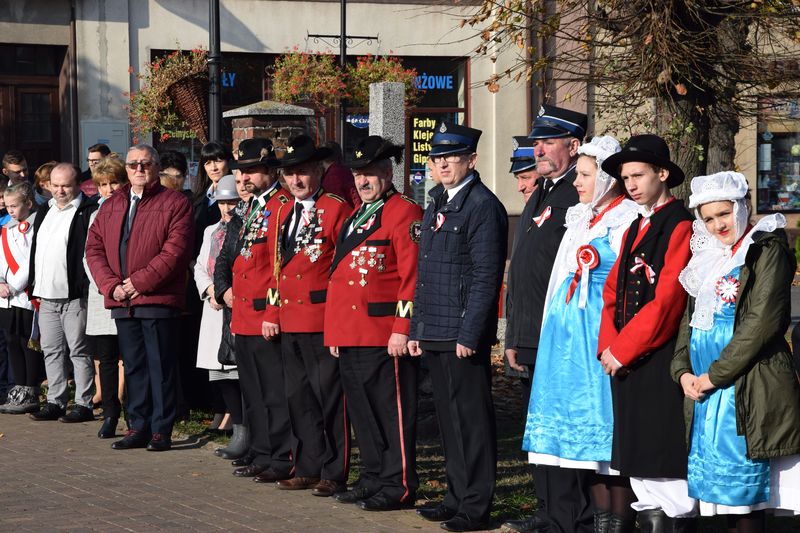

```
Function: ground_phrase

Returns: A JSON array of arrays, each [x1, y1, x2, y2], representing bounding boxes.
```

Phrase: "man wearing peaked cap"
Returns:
[[212, 136, 294, 482], [503, 104, 593, 533], [324, 135, 423, 511], [408, 121, 508, 532], [509, 136, 540, 204], [263, 134, 352, 496]]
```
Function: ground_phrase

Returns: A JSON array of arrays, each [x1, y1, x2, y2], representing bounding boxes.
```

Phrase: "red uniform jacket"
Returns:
[[230, 185, 292, 336], [324, 191, 423, 348], [265, 190, 351, 333], [597, 212, 692, 366]]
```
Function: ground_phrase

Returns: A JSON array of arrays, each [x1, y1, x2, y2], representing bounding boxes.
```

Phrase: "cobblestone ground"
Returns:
[[0, 413, 445, 532]]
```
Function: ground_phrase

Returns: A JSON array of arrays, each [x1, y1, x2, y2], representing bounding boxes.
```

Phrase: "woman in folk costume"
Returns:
[[0, 182, 42, 414], [672, 171, 800, 532], [522, 135, 638, 532]]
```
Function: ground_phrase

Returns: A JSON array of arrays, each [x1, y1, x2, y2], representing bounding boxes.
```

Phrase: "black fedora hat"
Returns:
[[601, 134, 685, 188], [345, 136, 404, 169], [230, 138, 276, 170], [272, 134, 332, 169]]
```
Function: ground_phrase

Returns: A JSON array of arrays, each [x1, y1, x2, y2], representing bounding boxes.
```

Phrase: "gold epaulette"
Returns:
[[325, 193, 345, 203], [278, 195, 289, 204], [399, 194, 418, 206]]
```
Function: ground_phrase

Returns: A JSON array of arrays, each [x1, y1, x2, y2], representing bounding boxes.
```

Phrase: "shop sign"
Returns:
[[346, 114, 370, 129], [411, 171, 425, 185], [414, 73, 454, 91], [222, 71, 237, 88], [411, 116, 437, 169]]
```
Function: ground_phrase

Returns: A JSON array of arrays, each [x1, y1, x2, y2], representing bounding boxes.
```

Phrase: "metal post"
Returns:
[[339, 0, 346, 145], [208, 0, 222, 143]]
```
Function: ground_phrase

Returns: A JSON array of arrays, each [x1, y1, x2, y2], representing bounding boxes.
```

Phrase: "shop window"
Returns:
[[757, 98, 800, 213]]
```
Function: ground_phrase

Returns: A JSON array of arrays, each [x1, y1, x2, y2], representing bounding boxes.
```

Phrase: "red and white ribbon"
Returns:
[[360, 213, 376, 231], [301, 208, 312, 227], [566, 245, 599, 309], [434, 213, 445, 232], [630, 256, 656, 284], [533, 206, 552, 228], [715, 275, 740, 304], [18, 221, 29, 234]]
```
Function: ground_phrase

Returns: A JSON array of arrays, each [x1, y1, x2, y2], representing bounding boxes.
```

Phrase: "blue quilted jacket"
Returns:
[[410, 172, 508, 349]]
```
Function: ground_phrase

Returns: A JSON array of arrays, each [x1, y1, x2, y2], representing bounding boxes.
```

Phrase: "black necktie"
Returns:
[[437, 191, 449, 210], [286, 203, 304, 251], [543, 180, 554, 197], [125, 195, 140, 239]]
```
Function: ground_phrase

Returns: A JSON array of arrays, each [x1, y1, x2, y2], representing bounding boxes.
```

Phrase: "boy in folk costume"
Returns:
[[597, 135, 697, 531]]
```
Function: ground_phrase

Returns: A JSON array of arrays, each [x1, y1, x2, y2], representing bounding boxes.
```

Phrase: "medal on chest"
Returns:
[[532, 206, 552, 228], [295, 207, 324, 262], [240, 209, 269, 260], [715, 275, 740, 304]]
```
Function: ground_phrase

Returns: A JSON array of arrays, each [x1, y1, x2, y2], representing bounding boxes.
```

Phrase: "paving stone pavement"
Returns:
[[0, 414, 445, 532]]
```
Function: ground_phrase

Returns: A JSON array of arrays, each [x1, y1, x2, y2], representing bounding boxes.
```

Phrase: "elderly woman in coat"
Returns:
[[194, 174, 246, 459], [672, 171, 800, 532]]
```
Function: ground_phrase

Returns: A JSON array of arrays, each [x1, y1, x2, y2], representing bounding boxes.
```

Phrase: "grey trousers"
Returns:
[[39, 298, 93, 408]]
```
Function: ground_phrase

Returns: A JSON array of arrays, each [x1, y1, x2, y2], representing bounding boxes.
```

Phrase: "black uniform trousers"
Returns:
[[424, 346, 496, 522], [91, 334, 122, 419], [116, 317, 177, 436], [234, 334, 293, 472], [532, 465, 594, 533], [339, 346, 419, 503], [282, 332, 349, 481]]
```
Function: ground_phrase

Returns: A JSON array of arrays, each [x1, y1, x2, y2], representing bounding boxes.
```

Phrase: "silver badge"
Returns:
[[439, 123, 447, 133], [538, 105, 545, 117], [512, 138, 519, 151]]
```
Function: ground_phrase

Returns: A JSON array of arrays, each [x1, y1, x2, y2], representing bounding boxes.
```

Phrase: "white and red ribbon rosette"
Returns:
[[533, 206, 552, 228], [566, 245, 599, 309], [714, 275, 740, 304], [18, 221, 29, 234], [360, 213, 376, 231], [630, 256, 656, 284], [434, 213, 445, 232]]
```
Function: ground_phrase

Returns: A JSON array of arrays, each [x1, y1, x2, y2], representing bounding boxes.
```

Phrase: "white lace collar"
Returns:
[[679, 213, 786, 330]]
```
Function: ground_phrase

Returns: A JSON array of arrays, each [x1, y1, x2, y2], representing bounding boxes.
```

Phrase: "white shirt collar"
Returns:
[[49, 193, 83, 211], [444, 172, 475, 202]]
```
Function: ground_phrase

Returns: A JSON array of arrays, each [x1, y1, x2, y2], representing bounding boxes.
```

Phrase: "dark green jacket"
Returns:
[[671, 229, 800, 460]]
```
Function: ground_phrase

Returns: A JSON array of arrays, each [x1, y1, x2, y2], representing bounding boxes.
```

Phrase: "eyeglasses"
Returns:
[[429, 154, 470, 165], [159, 171, 185, 180], [125, 161, 155, 170], [87, 158, 103, 166]]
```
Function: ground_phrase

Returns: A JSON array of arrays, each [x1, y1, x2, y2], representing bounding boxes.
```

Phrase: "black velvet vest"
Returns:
[[614, 199, 693, 330]]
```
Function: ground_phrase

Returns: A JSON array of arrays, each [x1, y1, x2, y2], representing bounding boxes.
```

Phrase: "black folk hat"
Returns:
[[601, 134, 686, 188], [346, 135, 404, 169], [230, 138, 276, 170], [272, 134, 332, 169]]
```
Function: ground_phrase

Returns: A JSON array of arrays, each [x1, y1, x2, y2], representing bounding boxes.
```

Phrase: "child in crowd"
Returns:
[[673, 171, 800, 532]]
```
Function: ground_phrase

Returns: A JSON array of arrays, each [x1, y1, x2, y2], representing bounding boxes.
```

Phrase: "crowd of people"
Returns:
[[0, 103, 798, 533]]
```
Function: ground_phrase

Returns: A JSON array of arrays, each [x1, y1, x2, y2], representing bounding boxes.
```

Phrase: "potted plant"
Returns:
[[272, 49, 348, 111], [346, 55, 420, 108], [127, 47, 209, 143]]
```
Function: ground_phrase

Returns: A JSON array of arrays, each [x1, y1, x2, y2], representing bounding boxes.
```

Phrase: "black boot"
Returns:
[[594, 511, 611, 533], [637, 509, 669, 533], [607, 513, 635, 533]]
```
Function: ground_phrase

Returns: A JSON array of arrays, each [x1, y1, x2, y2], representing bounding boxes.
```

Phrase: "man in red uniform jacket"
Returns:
[[263, 135, 352, 497], [325, 136, 422, 511], [213, 138, 294, 482]]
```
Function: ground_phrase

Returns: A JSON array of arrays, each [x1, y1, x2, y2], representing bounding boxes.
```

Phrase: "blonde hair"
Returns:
[[92, 153, 128, 186], [34, 160, 58, 189]]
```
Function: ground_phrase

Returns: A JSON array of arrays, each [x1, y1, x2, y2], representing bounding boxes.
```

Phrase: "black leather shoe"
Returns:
[[111, 429, 151, 450], [358, 492, 415, 512], [440, 513, 490, 532], [417, 504, 457, 522], [502, 515, 549, 533], [334, 486, 376, 504], [233, 464, 267, 477], [59, 405, 94, 423], [29, 402, 66, 421], [253, 468, 292, 484], [146, 433, 172, 451], [98, 417, 119, 438], [231, 452, 255, 467]]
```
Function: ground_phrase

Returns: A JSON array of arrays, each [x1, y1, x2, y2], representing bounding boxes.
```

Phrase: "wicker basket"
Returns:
[[167, 74, 210, 144]]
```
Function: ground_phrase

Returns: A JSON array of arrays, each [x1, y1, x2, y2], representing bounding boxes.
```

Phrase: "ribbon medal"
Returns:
[[630, 256, 656, 284], [565, 245, 599, 308], [17, 221, 29, 234], [715, 275, 740, 304], [434, 213, 446, 232], [532, 206, 552, 228]]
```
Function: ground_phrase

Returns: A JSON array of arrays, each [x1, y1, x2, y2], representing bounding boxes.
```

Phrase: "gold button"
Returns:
[[242, 274, 247, 279], [241, 297, 246, 301], [348, 280, 354, 286], [296, 274, 302, 280], [283, 299, 289, 304], [351, 305, 357, 310], [635, 291, 639, 295], [297, 299, 303, 304], [282, 275, 287, 280]]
